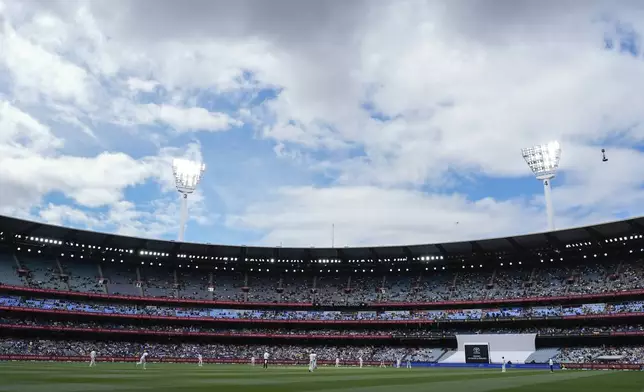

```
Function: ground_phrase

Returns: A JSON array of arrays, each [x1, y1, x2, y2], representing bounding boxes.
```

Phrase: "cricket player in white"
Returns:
[[406, 359, 411, 369], [251, 356, 256, 366], [308, 352, 317, 372], [501, 357, 506, 373], [549, 358, 554, 373], [396, 358, 401, 368], [358, 357, 363, 368], [136, 351, 148, 370], [197, 354, 203, 367], [263, 351, 269, 369], [379, 360, 386, 368], [335, 357, 340, 368], [89, 350, 96, 367]]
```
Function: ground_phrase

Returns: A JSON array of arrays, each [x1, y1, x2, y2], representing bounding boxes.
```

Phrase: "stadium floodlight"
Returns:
[[172, 158, 206, 242], [521, 141, 561, 232]]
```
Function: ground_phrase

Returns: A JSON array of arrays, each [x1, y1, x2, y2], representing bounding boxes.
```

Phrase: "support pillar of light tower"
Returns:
[[179, 194, 189, 242], [172, 158, 206, 242], [542, 176, 555, 232], [521, 141, 561, 232]]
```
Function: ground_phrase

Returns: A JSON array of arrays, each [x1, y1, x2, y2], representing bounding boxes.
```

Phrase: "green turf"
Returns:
[[0, 363, 640, 392]]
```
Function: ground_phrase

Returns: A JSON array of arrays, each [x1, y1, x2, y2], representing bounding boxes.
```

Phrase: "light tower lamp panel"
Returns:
[[172, 159, 206, 195], [521, 141, 561, 232], [172, 158, 206, 242], [521, 141, 561, 180]]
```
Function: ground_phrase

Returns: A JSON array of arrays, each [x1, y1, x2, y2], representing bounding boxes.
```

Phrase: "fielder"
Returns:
[[358, 356, 363, 368], [501, 357, 506, 373], [406, 359, 411, 369], [136, 351, 148, 370], [308, 352, 317, 372], [335, 357, 340, 368], [263, 351, 269, 369], [549, 358, 554, 373], [251, 356, 256, 366], [89, 350, 96, 367], [197, 353, 203, 367]]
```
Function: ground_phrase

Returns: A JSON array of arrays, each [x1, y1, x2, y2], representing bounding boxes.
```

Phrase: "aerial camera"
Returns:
[[601, 149, 608, 162]]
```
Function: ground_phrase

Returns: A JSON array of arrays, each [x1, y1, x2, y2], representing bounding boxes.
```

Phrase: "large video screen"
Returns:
[[464, 343, 489, 364]]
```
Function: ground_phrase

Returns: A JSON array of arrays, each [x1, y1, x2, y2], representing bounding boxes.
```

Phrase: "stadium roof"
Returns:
[[1, 214, 643, 261]]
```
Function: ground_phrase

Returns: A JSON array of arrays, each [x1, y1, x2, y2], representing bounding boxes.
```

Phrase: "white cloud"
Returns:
[[37, 194, 210, 240], [0, 152, 161, 207], [0, 22, 93, 108], [132, 104, 242, 133], [227, 186, 547, 247], [126, 78, 159, 93], [0, 100, 63, 154], [37, 204, 95, 227]]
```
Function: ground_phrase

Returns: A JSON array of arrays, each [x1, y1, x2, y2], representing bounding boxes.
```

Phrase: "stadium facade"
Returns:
[[1, 214, 644, 370]]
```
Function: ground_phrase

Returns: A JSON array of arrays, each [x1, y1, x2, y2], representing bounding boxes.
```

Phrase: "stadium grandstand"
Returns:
[[1, 214, 644, 374]]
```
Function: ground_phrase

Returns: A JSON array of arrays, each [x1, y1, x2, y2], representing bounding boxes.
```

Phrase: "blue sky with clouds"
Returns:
[[1, 0, 644, 248]]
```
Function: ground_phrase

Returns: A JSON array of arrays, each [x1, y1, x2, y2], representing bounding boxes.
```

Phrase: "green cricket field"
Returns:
[[0, 362, 640, 392]]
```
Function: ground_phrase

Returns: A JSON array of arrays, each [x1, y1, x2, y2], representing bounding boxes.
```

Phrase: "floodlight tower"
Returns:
[[521, 141, 561, 232], [172, 158, 206, 242]]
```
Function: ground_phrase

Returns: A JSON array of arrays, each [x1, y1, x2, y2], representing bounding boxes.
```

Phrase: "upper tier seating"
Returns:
[[2, 250, 643, 305]]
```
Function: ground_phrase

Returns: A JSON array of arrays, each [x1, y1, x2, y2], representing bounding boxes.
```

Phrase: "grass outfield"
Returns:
[[0, 363, 641, 392]]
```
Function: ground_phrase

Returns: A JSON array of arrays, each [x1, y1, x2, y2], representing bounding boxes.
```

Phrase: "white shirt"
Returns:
[[310, 353, 316, 361], [336, 358, 339, 363], [198, 354, 202, 360], [359, 357, 363, 362], [264, 352, 269, 360], [502, 359, 506, 365], [549, 359, 553, 366], [90, 351, 96, 358], [141, 353, 148, 359]]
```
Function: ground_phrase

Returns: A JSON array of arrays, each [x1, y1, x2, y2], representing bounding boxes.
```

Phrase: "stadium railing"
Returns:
[[2, 356, 639, 370], [563, 363, 642, 370], [0, 324, 395, 340], [0, 355, 381, 366]]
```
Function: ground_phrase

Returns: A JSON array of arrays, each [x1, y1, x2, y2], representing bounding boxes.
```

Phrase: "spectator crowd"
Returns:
[[556, 346, 644, 364], [2, 255, 643, 305], [3, 317, 644, 338], [0, 338, 439, 363], [2, 254, 644, 366], [2, 338, 644, 364], [3, 295, 644, 322]]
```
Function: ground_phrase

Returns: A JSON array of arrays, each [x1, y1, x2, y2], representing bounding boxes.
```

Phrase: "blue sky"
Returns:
[[1, 0, 644, 248]]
